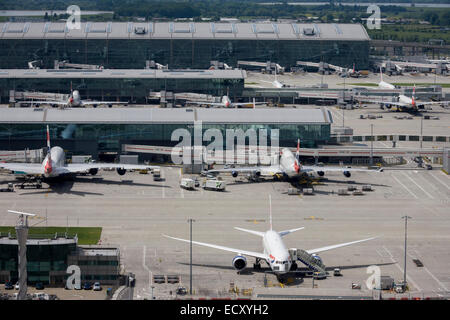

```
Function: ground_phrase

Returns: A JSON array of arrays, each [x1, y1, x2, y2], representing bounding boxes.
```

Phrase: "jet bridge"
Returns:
[[237, 61, 284, 74]]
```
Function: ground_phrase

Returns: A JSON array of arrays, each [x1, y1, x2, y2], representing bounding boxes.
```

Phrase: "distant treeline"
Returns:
[[0, 0, 448, 25]]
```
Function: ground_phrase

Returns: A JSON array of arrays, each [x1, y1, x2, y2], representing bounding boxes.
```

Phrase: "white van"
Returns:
[[202, 179, 226, 191], [180, 178, 195, 190]]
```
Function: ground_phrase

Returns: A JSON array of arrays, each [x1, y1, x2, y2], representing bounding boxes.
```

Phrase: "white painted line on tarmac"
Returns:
[[378, 141, 390, 148], [330, 108, 342, 121], [383, 246, 422, 292], [429, 172, 450, 191], [179, 168, 184, 199], [143, 245, 153, 287], [391, 173, 419, 199], [1, 202, 17, 226], [406, 250, 448, 292], [402, 171, 434, 199]]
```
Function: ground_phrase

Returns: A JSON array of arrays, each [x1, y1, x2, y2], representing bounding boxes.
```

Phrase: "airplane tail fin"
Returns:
[[46, 125, 51, 150], [412, 84, 416, 106], [269, 194, 273, 231], [279, 227, 304, 237], [234, 227, 265, 237]]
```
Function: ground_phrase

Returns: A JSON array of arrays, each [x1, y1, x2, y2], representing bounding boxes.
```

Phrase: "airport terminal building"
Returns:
[[0, 108, 333, 159], [0, 69, 246, 103], [0, 234, 121, 286], [0, 21, 370, 70]]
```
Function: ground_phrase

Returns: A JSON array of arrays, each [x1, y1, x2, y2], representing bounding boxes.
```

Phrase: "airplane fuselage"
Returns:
[[279, 148, 301, 178], [68, 90, 82, 107], [378, 81, 396, 90], [42, 146, 66, 177], [263, 230, 292, 274]]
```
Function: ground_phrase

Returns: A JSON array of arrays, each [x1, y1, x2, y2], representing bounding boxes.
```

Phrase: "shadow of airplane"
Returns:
[[16, 174, 171, 196], [73, 176, 171, 188], [176, 261, 397, 283], [18, 179, 104, 197], [318, 178, 391, 188]]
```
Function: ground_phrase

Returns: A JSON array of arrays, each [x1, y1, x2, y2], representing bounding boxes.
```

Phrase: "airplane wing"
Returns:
[[163, 234, 269, 260], [188, 101, 225, 107], [306, 237, 377, 255], [81, 100, 128, 106], [301, 165, 383, 173], [416, 100, 450, 106], [232, 101, 266, 106], [64, 163, 160, 174], [206, 165, 282, 176], [18, 100, 67, 106], [0, 163, 43, 175]]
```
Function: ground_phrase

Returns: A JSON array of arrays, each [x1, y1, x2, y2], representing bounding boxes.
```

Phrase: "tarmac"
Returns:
[[0, 155, 449, 299], [0, 71, 449, 300]]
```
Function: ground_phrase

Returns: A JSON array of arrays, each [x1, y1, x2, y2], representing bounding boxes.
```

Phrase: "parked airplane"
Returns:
[[190, 95, 264, 108], [377, 67, 396, 90], [205, 139, 383, 179], [356, 83, 449, 112], [0, 126, 159, 180], [164, 196, 377, 281], [21, 89, 128, 108]]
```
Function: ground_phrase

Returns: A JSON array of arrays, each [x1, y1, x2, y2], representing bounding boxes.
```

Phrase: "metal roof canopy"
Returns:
[[0, 108, 332, 124], [0, 68, 246, 79], [0, 21, 370, 41]]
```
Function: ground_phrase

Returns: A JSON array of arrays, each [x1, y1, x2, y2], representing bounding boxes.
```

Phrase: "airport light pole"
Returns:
[[6, 210, 36, 300], [370, 124, 374, 166], [402, 216, 412, 290], [420, 116, 423, 149], [188, 218, 195, 295]]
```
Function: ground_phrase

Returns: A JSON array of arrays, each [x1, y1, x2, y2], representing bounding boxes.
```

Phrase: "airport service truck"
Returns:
[[153, 168, 162, 181], [180, 178, 195, 190], [202, 179, 226, 191]]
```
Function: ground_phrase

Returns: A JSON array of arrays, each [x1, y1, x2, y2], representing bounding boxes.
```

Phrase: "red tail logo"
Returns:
[[44, 157, 52, 174]]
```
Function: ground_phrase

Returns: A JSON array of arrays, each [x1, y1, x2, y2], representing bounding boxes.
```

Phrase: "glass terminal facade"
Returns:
[[0, 38, 370, 71], [0, 123, 331, 157], [0, 239, 76, 284], [0, 75, 244, 104]]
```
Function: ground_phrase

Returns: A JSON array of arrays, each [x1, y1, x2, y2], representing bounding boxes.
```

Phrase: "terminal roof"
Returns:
[[0, 22, 370, 41], [0, 108, 333, 124]]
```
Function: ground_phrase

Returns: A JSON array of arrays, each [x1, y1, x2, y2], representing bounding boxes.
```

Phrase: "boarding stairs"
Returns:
[[291, 249, 327, 277]]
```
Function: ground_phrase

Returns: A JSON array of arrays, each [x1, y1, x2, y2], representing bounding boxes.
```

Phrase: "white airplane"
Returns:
[[164, 196, 377, 281], [358, 83, 449, 112], [21, 90, 128, 108], [378, 67, 396, 90], [206, 139, 383, 179], [0, 126, 160, 179], [190, 95, 264, 108]]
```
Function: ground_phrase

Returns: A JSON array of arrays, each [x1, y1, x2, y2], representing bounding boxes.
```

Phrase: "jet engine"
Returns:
[[231, 171, 238, 178], [116, 168, 126, 176], [89, 168, 98, 176], [317, 171, 325, 177], [311, 254, 323, 265], [254, 171, 261, 177], [343, 171, 351, 178], [232, 255, 247, 271]]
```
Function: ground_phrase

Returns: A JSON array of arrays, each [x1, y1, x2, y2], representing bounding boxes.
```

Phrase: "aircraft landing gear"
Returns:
[[18, 176, 42, 189], [253, 258, 262, 270]]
